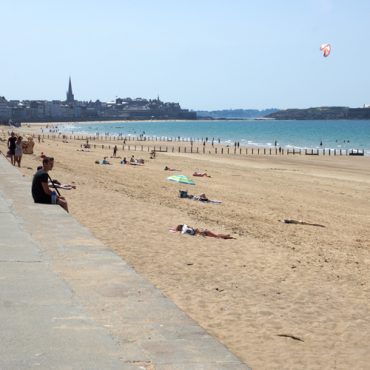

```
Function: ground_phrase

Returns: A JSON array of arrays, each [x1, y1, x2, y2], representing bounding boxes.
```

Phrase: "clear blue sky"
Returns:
[[1, 0, 369, 110]]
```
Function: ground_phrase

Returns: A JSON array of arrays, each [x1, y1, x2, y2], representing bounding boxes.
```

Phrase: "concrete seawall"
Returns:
[[0, 156, 250, 369]]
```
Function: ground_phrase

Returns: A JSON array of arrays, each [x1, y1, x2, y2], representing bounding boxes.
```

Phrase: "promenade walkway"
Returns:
[[0, 155, 250, 370]]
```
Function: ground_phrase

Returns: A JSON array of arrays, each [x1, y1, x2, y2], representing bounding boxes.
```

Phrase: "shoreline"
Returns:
[[13, 122, 370, 156]]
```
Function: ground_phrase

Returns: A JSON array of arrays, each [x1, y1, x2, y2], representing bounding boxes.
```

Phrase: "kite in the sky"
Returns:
[[320, 43, 331, 57]]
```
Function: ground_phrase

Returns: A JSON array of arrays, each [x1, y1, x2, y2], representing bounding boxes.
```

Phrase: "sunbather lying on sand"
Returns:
[[280, 219, 325, 227], [170, 224, 234, 239], [179, 190, 222, 203], [164, 166, 181, 171], [193, 171, 211, 177]]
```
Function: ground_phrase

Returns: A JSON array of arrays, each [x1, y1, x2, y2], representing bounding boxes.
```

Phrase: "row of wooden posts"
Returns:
[[42, 133, 365, 157], [89, 144, 363, 156]]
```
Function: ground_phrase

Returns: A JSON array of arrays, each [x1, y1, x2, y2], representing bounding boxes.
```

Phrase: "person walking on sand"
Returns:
[[14, 136, 23, 167], [7, 132, 17, 165], [31, 157, 69, 212]]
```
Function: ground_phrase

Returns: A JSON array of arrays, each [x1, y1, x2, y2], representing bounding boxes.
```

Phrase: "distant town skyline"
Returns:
[[0, 77, 196, 123], [1, 0, 370, 110]]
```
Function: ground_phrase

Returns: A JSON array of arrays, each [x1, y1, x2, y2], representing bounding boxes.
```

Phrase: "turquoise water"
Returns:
[[58, 119, 370, 155]]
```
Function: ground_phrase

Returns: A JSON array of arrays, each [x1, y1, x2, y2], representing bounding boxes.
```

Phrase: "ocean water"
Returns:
[[58, 119, 370, 155]]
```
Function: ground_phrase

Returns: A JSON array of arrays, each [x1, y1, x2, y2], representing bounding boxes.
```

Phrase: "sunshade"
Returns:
[[167, 174, 195, 185]]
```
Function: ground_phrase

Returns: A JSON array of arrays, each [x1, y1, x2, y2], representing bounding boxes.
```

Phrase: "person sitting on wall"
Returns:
[[31, 157, 69, 212]]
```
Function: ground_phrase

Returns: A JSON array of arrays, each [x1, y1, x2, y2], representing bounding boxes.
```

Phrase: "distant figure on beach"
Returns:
[[120, 157, 127, 164], [274, 140, 277, 146], [179, 190, 222, 204], [31, 157, 69, 212], [14, 136, 23, 167], [95, 157, 111, 165], [164, 166, 180, 171], [281, 219, 325, 228], [38, 134, 41, 143], [113, 145, 117, 157], [320, 140, 323, 147], [170, 224, 234, 239], [193, 171, 211, 178], [129, 155, 144, 165], [7, 132, 16, 165]]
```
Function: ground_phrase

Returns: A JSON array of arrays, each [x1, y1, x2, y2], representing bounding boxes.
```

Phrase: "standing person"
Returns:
[[7, 132, 17, 165], [113, 145, 117, 157], [31, 157, 69, 212], [14, 136, 23, 167]]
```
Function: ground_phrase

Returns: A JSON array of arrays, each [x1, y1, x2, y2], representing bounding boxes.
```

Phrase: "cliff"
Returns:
[[197, 108, 278, 119], [265, 106, 370, 120]]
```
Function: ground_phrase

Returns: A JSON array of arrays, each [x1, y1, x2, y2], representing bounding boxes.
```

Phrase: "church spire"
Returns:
[[66, 76, 75, 103]]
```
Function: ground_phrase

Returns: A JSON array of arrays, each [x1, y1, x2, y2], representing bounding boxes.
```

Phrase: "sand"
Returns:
[[2, 127, 370, 369]]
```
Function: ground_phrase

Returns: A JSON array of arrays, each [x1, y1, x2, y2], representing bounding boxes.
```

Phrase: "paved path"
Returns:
[[0, 156, 250, 370]]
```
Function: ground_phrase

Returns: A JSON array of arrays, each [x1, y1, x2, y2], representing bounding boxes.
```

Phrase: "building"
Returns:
[[66, 77, 74, 104], [0, 97, 11, 122]]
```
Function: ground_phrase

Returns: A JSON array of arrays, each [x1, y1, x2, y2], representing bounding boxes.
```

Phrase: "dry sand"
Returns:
[[2, 127, 370, 369]]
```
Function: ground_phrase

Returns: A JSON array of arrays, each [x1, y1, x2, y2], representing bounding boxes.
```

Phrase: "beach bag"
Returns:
[[179, 190, 188, 198]]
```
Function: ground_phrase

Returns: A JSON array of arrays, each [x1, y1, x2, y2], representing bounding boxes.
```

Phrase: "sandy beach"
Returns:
[[1, 126, 370, 369]]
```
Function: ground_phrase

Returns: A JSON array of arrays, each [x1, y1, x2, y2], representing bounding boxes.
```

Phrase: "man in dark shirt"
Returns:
[[31, 157, 69, 212], [7, 132, 17, 166]]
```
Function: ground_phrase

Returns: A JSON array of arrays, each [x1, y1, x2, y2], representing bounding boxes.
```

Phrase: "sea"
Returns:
[[56, 119, 370, 156]]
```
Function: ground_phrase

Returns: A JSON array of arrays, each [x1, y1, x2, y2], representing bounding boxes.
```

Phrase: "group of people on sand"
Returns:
[[95, 155, 145, 166], [7, 132, 23, 167], [25, 135, 233, 238], [164, 166, 210, 178], [163, 164, 233, 239]]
